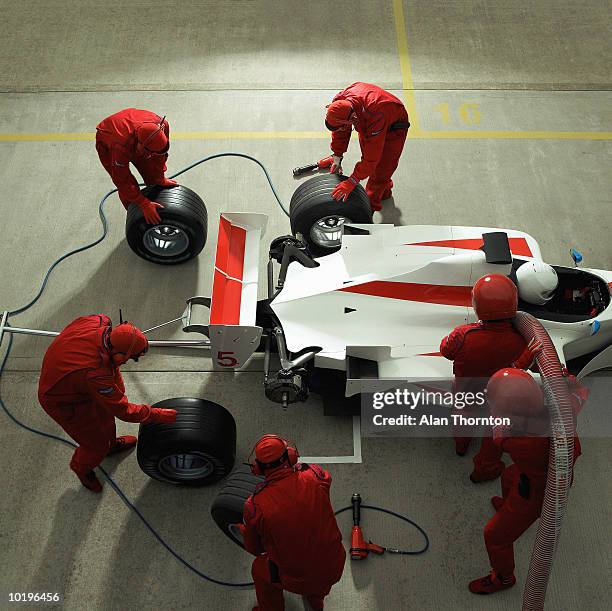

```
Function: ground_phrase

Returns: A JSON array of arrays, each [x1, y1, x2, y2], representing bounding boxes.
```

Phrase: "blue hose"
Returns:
[[0, 153, 427, 589]]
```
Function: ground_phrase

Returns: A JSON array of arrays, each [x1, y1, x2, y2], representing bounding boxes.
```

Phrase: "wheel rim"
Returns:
[[158, 452, 214, 481], [309, 215, 348, 249], [228, 523, 245, 543], [143, 225, 190, 257]]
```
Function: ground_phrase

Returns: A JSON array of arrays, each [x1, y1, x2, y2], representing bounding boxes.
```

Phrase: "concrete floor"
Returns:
[[1, 1, 611, 610]]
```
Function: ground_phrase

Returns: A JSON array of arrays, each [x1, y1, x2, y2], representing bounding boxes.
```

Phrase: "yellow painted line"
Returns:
[[172, 130, 327, 140], [1, 130, 611, 142], [0, 131, 329, 142], [392, 0, 419, 130], [0, 132, 94, 141], [412, 130, 612, 140]]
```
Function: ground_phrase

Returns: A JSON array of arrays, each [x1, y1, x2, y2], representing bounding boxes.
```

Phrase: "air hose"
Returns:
[[513, 312, 575, 611], [0, 152, 427, 588]]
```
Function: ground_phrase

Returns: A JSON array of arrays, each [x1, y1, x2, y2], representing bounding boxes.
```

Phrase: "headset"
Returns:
[[110, 311, 149, 365], [248, 434, 299, 476], [324, 103, 354, 132], [139, 114, 168, 154]]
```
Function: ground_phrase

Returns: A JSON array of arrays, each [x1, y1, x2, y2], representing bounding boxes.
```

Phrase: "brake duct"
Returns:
[[512, 312, 576, 611]]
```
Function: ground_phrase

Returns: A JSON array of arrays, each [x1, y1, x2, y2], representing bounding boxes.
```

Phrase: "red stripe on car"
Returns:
[[339, 281, 472, 307], [210, 218, 247, 325], [408, 237, 533, 257]]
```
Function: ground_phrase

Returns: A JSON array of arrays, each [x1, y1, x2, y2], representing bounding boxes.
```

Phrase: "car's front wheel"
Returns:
[[289, 174, 372, 257]]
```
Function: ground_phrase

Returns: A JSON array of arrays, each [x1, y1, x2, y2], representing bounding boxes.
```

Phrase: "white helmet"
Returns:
[[516, 261, 558, 305]]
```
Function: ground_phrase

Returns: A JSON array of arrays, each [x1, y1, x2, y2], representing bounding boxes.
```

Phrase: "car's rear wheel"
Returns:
[[289, 174, 372, 257], [126, 185, 208, 264], [210, 465, 264, 548], [137, 398, 235, 486]]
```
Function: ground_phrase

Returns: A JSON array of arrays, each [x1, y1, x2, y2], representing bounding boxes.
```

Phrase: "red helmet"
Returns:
[[136, 121, 169, 154], [487, 368, 544, 418], [110, 323, 148, 361], [472, 274, 518, 320], [250, 434, 299, 476], [325, 100, 353, 130]]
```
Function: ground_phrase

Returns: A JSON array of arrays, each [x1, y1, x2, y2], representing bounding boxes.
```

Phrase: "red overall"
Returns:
[[330, 82, 409, 211], [95, 108, 170, 208], [485, 434, 581, 576], [243, 464, 346, 611], [38, 315, 151, 477], [485, 375, 586, 575], [440, 321, 527, 474]]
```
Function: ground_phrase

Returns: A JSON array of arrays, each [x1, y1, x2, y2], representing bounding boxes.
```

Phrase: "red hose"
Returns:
[[513, 312, 575, 611]]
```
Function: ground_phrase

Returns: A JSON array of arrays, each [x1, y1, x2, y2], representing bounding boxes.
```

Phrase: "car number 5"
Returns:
[[217, 351, 238, 367]]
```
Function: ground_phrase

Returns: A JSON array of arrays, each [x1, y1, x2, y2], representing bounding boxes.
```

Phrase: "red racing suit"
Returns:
[[38, 315, 151, 476], [243, 464, 345, 611], [485, 419, 583, 576], [330, 82, 409, 211], [440, 321, 527, 473], [95, 108, 170, 208]]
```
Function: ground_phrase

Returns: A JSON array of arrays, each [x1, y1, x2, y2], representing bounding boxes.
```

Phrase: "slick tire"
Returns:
[[210, 465, 264, 548], [126, 184, 208, 264], [289, 174, 372, 257], [137, 398, 235, 486]]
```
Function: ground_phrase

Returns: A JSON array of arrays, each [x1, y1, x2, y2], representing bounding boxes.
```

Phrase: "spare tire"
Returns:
[[289, 174, 372, 257], [137, 398, 235, 486], [210, 465, 264, 548], [126, 185, 208, 264]]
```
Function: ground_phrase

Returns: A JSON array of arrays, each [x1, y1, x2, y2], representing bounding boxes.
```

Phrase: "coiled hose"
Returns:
[[513, 312, 575, 611]]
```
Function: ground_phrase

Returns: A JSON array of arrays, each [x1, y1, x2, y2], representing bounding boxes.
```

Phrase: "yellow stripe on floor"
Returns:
[[392, 0, 420, 130], [1, 130, 611, 142], [411, 130, 612, 140]]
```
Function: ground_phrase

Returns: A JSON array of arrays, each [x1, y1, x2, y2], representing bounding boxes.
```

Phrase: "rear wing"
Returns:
[[208, 213, 267, 370]]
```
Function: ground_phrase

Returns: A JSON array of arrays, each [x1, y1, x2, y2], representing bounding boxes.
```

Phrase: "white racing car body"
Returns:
[[272, 223, 612, 384], [207, 214, 612, 393]]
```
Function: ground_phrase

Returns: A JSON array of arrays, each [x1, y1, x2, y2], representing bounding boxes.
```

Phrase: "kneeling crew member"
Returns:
[[241, 434, 346, 611], [95, 108, 178, 224], [440, 274, 541, 481], [320, 82, 409, 211], [38, 315, 177, 492], [469, 368, 584, 594]]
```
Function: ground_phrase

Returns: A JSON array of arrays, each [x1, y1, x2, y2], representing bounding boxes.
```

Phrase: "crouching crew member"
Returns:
[[320, 82, 409, 211], [469, 368, 585, 594], [95, 108, 178, 224], [240, 434, 346, 611], [38, 315, 177, 493], [440, 274, 542, 481]]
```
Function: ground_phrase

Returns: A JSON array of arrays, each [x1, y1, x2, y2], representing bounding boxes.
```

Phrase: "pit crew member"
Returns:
[[239, 434, 345, 611], [95, 108, 178, 224], [38, 315, 177, 493], [319, 82, 409, 212]]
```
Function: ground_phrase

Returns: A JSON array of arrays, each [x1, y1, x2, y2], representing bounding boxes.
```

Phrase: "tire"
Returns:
[[210, 465, 264, 548], [126, 185, 208, 264], [289, 174, 372, 257], [137, 398, 235, 486]]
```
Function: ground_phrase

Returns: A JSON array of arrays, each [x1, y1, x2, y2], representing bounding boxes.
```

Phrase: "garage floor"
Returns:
[[1, 1, 611, 610]]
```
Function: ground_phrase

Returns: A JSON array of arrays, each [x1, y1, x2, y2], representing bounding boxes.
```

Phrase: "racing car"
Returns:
[[201, 173, 612, 396], [2, 175, 611, 488]]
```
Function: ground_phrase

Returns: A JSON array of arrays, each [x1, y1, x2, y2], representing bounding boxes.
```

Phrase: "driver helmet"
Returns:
[[516, 261, 558, 305]]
